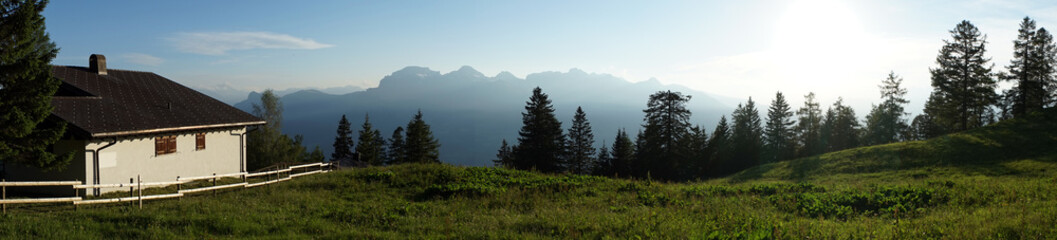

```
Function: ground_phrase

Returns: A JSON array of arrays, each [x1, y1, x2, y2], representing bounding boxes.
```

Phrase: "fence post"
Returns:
[[212, 173, 217, 197], [2, 179, 6, 213], [176, 176, 181, 201], [137, 175, 143, 209], [129, 178, 134, 207], [74, 179, 79, 211]]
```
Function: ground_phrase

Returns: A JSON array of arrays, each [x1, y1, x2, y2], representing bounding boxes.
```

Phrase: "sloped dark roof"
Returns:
[[50, 66, 264, 138]]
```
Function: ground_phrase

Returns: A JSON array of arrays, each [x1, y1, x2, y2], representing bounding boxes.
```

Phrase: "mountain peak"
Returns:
[[446, 65, 486, 79], [494, 71, 520, 81]]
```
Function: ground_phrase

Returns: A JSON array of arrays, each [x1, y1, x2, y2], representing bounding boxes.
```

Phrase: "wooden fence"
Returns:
[[1, 162, 333, 213]]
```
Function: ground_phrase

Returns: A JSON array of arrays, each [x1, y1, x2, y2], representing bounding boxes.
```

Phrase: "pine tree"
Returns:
[[864, 72, 910, 145], [822, 97, 861, 152], [764, 92, 796, 163], [404, 110, 440, 163], [331, 115, 354, 161], [795, 92, 824, 157], [565, 107, 596, 174], [0, 0, 72, 170], [609, 129, 636, 178], [374, 129, 387, 164], [638, 90, 693, 180], [355, 114, 384, 166], [926, 20, 997, 132], [680, 125, 709, 179], [513, 87, 566, 173], [730, 98, 763, 173], [387, 127, 405, 164], [1003, 17, 1057, 117], [706, 116, 732, 177], [593, 141, 611, 176], [493, 139, 515, 167]]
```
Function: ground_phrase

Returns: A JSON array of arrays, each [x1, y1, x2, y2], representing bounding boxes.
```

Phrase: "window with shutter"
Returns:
[[196, 133, 206, 150], [155, 136, 177, 155]]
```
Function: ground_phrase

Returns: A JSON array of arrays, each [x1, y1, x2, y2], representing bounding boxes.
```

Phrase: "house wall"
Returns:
[[84, 127, 247, 195], [3, 139, 87, 196]]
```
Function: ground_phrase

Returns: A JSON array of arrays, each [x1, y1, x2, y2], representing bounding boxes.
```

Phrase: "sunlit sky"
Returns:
[[44, 0, 1057, 115]]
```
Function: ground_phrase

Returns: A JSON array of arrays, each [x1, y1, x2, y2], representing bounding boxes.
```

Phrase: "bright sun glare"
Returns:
[[772, 0, 874, 92]]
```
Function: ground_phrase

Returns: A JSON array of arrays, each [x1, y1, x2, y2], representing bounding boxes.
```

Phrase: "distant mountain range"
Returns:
[[194, 84, 365, 105], [228, 66, 734, 166]]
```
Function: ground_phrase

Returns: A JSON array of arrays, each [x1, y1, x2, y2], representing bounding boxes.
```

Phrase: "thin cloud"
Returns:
[[122, 53, 164, 66], [169, 31, 334, 55]]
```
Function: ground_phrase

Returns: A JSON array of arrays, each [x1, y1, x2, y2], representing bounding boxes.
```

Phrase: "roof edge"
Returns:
[[90, 121, 267, 138]]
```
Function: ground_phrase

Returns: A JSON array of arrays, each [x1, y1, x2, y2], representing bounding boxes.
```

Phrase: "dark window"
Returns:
[[196, 133, 206, 150], [155, 136, 176, 155]]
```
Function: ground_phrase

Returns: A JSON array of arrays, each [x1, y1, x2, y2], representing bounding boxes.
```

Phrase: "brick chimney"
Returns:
[[89, 54, 107, 75]]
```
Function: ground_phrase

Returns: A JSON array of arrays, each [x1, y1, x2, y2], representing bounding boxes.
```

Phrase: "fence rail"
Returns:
[[1, 162, 333, 213]]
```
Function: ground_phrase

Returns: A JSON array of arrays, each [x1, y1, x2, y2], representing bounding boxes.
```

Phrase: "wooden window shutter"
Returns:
[[196, 133, 206, 150], [167, 136, 177, 153], [155, 137, 165, 155]]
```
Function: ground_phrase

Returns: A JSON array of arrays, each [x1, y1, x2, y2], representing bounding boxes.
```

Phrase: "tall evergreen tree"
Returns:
[[387, 127, 405, 164], [730, 98, 763, 173], [355, 114, 384, 165], [374, 129, 387, 164], [493, 139, 514, 168], [822, 98, 861, 152], [609, 129, 636, 178], [926, 20, 997, 132], [1003, 17, 1057, 118], [864, 72, 910, 145], [403, 110, 440, 163], [513, 87, 566, 173], [0, 0, 72, 170], [680, 125, 709, 179], [331, 115, 354, 161], [637, 90, 693, 180], [593, 141, 611, 176], [763, 92, 796, 163], [706, 116, 732, 177], [795, 93, 824, 157], [565, 107, 596, 174]]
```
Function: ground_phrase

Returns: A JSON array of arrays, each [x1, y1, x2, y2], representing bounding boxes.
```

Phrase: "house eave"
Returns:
[[89, 121, 267, 138]]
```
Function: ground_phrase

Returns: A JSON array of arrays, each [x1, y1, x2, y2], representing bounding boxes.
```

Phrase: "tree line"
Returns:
[[329, 110, 441, 166], [495, 18, 1057, 181]]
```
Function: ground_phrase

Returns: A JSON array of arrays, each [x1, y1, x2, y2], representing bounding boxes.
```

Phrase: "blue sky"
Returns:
[[43, 0, 1057, 114]]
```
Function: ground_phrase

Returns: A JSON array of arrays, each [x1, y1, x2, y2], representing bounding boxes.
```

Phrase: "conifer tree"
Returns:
[[638, 90, 693, 180], [1003, 17, 1057, 117], [493, 139, 514, 167], [513, 87, 566, 173], [609, 129, 636, 178], [706, 116, 732, 177], [680, 125, 709, 179], [926, 20, 997, 132], [795, 93, 824, 157], [593, 141, 611, 176], [0, 0, 72, 170], [331, 115, 354, 161], [822, 98, 861, 152], [374, 129, 387, 163], [387, 127, 405, 164], [404, 110, 440, 163], [565, 107, 596, 174], [355, 114, 384, 165], [730, 98, 763, 173], [764, 92, 796, 163], [864, 72, 910, 145]]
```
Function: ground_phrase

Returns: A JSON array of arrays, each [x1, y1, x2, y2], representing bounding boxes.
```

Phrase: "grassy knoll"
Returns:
[[2, 110, 1056, 239]]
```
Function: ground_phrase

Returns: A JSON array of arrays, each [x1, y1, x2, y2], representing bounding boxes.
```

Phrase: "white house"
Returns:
[[2, 55, 264, 196]]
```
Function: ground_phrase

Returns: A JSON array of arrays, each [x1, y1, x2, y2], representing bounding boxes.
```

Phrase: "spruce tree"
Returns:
[[404, 110, 440, 163], [730, 98, 763, 173], [374, 129, 387, 164], [593, 141, 611, 176], [638, 90, 692, 180], [1003, 17, 1057, 117], [822, 98, 861, 152], [706, 116, 732, 177], [795, 92, 824, 157], [565, 107, 596, 174], [355, 114, 384, 165], [493, 139, 514, 168], [387, 127, 405, 164], [0, 0, 72, 170], [864, 72, 910, 145], [680, 125, 709, 179], [513, 87, 566, 173], [763, 92, 796, 163], [331, 115, 354, 161], [609, 129, 636, 178], [926, 20, 997, 132]]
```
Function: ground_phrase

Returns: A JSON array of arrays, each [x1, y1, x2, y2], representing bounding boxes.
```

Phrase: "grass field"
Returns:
[[2, 109, 1056, 239]]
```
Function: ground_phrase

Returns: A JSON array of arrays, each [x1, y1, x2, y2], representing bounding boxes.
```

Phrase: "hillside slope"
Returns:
[[731, 108, 1057, 183]]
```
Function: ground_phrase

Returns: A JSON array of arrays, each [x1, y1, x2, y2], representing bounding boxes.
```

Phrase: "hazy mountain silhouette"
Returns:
[[233, 66, 732, 166], [198, 84, 365, 104]]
